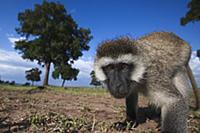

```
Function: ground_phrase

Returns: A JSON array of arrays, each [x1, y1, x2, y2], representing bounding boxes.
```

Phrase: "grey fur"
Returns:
[[94, 31, 191, 133]]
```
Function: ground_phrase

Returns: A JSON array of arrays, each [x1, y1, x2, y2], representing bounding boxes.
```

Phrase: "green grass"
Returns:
[[48, 86, 107, 95], [0, 84, 107, 95], [0, 84, 35, 90]]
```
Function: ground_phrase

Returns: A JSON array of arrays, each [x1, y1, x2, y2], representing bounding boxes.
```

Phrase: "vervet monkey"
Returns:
[[94, 32, 198, 133]]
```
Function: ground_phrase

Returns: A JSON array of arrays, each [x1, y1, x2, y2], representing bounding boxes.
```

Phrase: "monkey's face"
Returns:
[[94, 53, 145, 99], [102, 63, 136, 98], [94, 37, 145, 99]]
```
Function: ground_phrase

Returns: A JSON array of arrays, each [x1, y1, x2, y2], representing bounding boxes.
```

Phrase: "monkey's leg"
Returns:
[[126, 91, 138, 122], [113, 91, 138, 131], [161, 97, 188, 133]]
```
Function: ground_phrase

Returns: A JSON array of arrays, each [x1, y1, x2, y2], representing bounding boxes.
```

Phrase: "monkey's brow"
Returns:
[[103, 63, 134, 70]]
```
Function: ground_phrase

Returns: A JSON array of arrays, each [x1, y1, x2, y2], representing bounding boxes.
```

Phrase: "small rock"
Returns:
[[10, 125, 18, 132]]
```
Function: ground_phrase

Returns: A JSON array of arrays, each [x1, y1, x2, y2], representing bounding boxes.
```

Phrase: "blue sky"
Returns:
[[0, 0, 199, 87]]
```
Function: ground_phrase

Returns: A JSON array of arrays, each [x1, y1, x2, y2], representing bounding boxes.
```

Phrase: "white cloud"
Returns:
[[0, 49, 36, 68], [73, 57, 94, 78], [0, 49, 24, 62], [6, 33, 14, 37], [189, 51, 200, 72], [0, 49, 38, 83], [189, 51, 200, 85], [8, 37, 25, 47], [0, 49, 37, 76], [0, 63, 30, 75]]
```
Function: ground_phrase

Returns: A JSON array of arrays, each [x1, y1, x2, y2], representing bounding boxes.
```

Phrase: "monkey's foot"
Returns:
[[112, 119, 138, 131]]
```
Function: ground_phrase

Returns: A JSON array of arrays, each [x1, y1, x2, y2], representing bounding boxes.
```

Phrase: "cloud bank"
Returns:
[[7, 37, 26, 48], [0, 48, 94, 86]]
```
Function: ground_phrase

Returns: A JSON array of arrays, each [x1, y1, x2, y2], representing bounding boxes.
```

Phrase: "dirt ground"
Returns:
[[0, 86, 200, 133]]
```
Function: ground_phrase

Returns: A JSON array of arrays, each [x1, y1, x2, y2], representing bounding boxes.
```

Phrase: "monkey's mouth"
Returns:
[[102, 82, 129, 99], [112, 94, 126, 99], [109, 89, 128, 99]]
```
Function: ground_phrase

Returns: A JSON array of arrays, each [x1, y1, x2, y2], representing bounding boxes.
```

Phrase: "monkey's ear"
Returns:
[[94, 57, 114, 81]]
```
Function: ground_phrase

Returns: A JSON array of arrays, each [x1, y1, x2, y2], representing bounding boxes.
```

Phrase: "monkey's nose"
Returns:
[[119, 87, 127, 94], [116, 84, 127, 95], [114, 83, 121, 90]]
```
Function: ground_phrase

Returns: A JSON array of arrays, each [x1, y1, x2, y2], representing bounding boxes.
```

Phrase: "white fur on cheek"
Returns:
[[94, 57, 114, 81], [131, 62, 145, 82], [94, 64, 106, 81]]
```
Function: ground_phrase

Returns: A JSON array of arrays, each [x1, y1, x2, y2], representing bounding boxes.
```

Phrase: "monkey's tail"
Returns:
[[186, 65, 200, 110]]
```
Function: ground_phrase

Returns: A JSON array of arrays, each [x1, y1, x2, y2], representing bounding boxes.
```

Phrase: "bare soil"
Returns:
[[0, 87, 199, 133]]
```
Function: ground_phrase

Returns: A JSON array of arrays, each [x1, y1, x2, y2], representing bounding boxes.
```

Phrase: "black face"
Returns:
[[102, 63, 135, 99]]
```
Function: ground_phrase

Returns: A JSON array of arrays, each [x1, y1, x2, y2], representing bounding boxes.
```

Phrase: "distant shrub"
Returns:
[[5, 81, 9, 84], [9, 81, 15, 85], [23, 82, 31, 86], [90, 70, 101, 87], [197, 49, 200, 58], [37, 86, 45, 90], [0, 80, 4, 84]]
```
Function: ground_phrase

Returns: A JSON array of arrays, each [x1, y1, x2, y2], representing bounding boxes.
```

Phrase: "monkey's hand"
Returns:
[[112, 119, 138, 131]]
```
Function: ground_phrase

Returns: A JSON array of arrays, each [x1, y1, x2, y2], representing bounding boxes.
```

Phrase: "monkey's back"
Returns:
[[136, 32, 191, 74]]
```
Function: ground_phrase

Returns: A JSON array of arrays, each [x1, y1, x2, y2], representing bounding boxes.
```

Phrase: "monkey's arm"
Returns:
[[150, 80, 188, 133], [112, 90, 138, 131], [126, 90, 138, 122], [161, 97, 188, 133]]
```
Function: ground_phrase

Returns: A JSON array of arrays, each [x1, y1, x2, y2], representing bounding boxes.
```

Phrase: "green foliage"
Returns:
[[90, 71, 101, 87], [0, 84, 106, 94], [25, 68, 42, 85], [0, 84, 34, 90], [15, 1, 92, 85], [0, 80, 15, 85], [197, 49, 200, 58], [9, 81, 16, 85], [52, 64, 79, 86], [181, 0, 200, 25]]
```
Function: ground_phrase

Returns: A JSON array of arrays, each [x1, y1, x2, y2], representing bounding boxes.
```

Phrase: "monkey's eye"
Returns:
[[119, 63, 130, 70], [102, 64, 115, 71]]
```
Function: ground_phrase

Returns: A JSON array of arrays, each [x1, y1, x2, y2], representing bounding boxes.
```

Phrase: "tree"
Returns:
[[25, 68, 42, 86], [52, 64, 79, 87], [15, 1, 92, 86], [197, 49, 200, 60], [9, 81, 16, 85], [180, 0, 200, 25], [90, 71, 101, 87]]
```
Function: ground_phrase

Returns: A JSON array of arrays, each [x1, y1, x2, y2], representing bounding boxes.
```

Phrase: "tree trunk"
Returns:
[[61, 79, 66, 87], [43, 62, 51, 86], [186, 65, 199, 110]]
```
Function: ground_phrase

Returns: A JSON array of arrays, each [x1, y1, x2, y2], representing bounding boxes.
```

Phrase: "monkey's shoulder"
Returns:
[[137, 31, 190, 51], [136, 31, 191, 68]]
